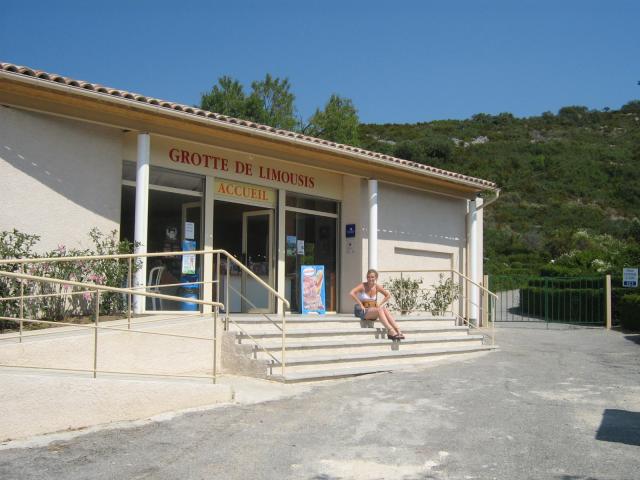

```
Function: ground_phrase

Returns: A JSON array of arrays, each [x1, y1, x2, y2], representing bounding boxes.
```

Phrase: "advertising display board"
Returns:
[[300, 265, 326, 314]]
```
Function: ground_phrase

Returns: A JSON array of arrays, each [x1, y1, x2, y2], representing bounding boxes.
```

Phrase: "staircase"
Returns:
[[226, 314, 496, 382]]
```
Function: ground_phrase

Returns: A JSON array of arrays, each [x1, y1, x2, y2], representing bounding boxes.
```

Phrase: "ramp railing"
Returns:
[[0, 249, 290, 377], [377, 269, 498, 346], [0, 269, 225, 382]]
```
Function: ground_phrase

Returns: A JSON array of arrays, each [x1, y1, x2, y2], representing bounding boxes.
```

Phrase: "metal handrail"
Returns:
[[376, 268, 497, 347], [0, 269, 223, 309], [378, 268, 498, 301], [449, 305, 496, 347], [215, 250, 288, 375], [214, 250, 290, 309], [0, 248, 290, 307], [0, 248, 290, 377], [0, 269, 224, 383]]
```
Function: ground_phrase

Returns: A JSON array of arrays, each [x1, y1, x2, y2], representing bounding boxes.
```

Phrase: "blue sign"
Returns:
[[346, 224, 356, 238], [300, 265, 326, 314]]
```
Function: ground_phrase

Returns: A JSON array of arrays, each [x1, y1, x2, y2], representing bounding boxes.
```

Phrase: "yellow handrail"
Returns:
[[0, 269, 223, 308], [0, 269, 224, 383], [376, 268, 497, 347], [0, 248, 290, 309], [0, 248, 289, 376], [377, 268, 498, 301]]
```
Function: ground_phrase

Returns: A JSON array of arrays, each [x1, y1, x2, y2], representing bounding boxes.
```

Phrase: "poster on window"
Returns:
[[181, 240, 197, 274], [301, 265, 325, 314], [286, 236, 297, 256]]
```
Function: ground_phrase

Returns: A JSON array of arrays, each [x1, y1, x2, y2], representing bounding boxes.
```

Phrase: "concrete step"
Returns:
[[229, 314, 456, 324], [229, 320, 456, 335], [269, 345, 498, 382], [254, 335, 484, 358], [234, 325, 470, 342], [228, 315, 457, 332]]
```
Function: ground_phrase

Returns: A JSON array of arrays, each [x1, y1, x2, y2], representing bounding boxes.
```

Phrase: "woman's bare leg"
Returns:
[[365, 307, 398, 335], [379, 307, 403, 336]]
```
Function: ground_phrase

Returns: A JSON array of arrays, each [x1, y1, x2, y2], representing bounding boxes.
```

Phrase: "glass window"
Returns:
[[120, 165, 203, 312], [285, 192, 337, 214], [285, 211, 337, 312], [122, 162, 203, 193]]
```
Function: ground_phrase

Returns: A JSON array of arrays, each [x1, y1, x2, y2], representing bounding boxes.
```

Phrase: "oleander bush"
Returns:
[[0, 228, 138, 330], [0, 229, 40, 330]]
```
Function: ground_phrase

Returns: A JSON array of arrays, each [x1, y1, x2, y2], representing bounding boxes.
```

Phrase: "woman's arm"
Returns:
[[377, 285, 391, 307], [350, 283, 365, 308]]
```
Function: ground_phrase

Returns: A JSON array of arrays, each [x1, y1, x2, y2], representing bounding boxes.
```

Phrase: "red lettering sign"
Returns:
[[168, 148, 316, 189]]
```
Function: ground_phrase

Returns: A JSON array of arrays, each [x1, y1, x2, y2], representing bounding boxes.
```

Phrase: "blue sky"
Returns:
[[1, 0, 638, 124]]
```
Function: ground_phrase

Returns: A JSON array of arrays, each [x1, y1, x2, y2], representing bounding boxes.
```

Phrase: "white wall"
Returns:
[[0, 106, 122, 252], [340, 180, 469, 312], [339, 176, 365, 311], [375, 182, 468, 291]]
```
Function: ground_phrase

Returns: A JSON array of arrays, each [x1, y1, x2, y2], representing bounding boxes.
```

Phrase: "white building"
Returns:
[[0, 62, 498, 317]]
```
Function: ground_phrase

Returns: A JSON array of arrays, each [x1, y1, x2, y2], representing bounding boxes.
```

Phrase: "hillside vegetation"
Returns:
[[359, 102, 640, 276]]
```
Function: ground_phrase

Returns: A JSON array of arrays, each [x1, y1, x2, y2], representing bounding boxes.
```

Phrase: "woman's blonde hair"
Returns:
[[366, 269, 379, 279]]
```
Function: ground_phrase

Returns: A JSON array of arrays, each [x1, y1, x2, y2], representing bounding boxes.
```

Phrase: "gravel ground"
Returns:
[[1, 324, 638, 480]]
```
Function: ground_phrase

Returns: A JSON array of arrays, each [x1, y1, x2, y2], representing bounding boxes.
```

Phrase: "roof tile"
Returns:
[[0, 61, 497, 189]]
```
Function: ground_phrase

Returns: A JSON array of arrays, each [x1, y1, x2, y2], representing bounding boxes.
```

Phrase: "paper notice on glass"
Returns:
[[297, 240, 305, 255], [286, 236, 296, 256], [185, 222, 195, 240], [181, 240, 197, 274], [182, 254, 196, 274]]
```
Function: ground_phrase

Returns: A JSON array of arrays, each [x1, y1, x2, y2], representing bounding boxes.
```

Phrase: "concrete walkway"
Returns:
[[1, 324, 638, 479], [0, 315, 319, 443]]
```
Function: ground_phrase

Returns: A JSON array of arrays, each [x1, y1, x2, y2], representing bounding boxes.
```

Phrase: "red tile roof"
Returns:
[[0, 62, 497, 190]]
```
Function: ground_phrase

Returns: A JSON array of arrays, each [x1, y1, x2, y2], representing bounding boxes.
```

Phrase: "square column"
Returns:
[[368, 179, 378, 270], [133, 132, 150, 314]]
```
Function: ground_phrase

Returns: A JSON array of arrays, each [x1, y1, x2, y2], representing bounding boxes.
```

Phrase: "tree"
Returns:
[[247, 74, 297, 130], [620, 100, 640, 114], [200, 76, 247, 119], [305, 94, 360, 145], [200, 74, 297, 130]]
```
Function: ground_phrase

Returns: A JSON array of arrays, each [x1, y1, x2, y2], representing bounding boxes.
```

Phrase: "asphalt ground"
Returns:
[[0, 323, 638, 480]]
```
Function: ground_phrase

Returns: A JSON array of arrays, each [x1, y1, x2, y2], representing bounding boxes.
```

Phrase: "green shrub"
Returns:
[[539, 265, 584, 277], [384, 277, 424, 314], [87, 228, 139, 315], [425, 274, 461, 315], [0, 229, 40, 330], [527, 277, 603, 289], [26, 245, 92, 321], [0, 228, 138, 327], [617, 294, 640, 331]]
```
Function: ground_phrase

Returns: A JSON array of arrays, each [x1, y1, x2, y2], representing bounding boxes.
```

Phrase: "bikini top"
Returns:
[[358, 287, 377, 302]]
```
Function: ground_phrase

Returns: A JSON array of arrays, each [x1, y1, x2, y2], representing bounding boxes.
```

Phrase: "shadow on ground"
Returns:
[[595, 409, 640, 446], [624, 334, 640, 345]]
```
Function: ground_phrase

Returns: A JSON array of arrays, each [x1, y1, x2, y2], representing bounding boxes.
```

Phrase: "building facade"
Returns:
[[0, 62, 498, 316]]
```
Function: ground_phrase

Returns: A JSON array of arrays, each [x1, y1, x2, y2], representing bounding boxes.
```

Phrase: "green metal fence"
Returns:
[[488, 275, 606, 325]]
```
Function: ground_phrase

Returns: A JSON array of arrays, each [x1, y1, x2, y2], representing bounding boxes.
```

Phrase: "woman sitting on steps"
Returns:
[[350, 269, 405, 340]]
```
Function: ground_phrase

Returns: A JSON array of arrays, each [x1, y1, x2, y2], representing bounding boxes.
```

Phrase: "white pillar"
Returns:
[[468, 198, 479, 323], [276, 189, 286, 314], [202, 176, 215, 314], [368, 179, 378, 270], [133, 133, 150, 314]]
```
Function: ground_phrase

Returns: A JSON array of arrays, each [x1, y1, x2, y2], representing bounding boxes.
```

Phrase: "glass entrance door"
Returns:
[[242, 210, 274, 312]]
